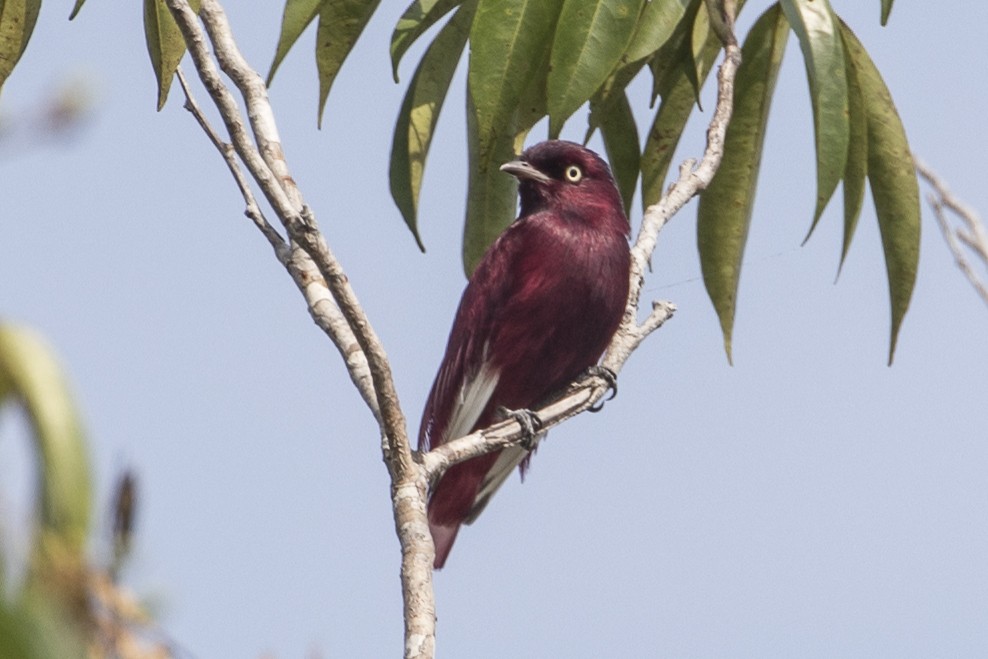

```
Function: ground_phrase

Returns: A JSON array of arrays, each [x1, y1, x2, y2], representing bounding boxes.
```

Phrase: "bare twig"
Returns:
[[914, 156, 988, 306]]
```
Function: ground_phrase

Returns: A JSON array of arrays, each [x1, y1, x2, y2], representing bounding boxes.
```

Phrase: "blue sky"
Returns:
[[2, 2, 987, 657]]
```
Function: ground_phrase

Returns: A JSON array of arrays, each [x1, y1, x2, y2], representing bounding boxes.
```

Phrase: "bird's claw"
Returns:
[[497, 406, 543, 450], [583, 365, 618, 413]]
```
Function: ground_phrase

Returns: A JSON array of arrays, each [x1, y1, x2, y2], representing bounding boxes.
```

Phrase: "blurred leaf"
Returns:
[[0, 325, 92, 581], [697, 3, 788, 363], [0, 595, 85, 659], [316, 0, 382, 127], [464, 0, 561, 272], [546, 0, 644, 138], [840, 22, 919, 364], [837, 33, 867, 276], [143, 0, 200, 111], [688, 0, 712, 107], [390, 0, 474, 250], [68, 0, 86, 19], [596, 90, 639, 216], [390, 0, 464, 82], [623, 0, 690, 63], [0, 0, 41, 98], [780, 0, 848, 237], [880, 0, 893, 25], [267, 0, 322, 86]]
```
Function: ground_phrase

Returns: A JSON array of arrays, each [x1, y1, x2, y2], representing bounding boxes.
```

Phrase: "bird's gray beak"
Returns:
[[500, 159, 552, 184]]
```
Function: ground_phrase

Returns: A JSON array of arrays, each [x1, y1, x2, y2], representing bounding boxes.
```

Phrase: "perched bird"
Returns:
[[419, 140, 631, 568]]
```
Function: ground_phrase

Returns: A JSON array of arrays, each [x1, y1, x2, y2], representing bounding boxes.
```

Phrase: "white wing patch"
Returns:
[[445, 357, 500, 446], [465, 438, 543, 524]]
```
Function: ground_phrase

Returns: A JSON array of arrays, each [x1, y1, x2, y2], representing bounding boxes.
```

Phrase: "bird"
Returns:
[[418, 140, 631, 569]]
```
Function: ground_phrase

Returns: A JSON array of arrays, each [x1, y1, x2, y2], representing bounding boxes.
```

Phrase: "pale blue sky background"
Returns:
[[2, 2, 987, 657]]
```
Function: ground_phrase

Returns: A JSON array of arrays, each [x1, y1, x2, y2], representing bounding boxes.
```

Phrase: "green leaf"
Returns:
[[68, 0, 86, 20], [390, 0, 464, 82], [464, 0, 561, 272], [780, 0, 849, 237], [840, 21, 919, 364], [315, 0, 382, 127], [546, 0, 644, 138], [468, 0, 561, 144], [267, 0, 322, 87], [143, 0, 200, 111], [0, 0, 41, 98], [880, 0, 893, 25], [0, 325, 93, 577], [697, 3, 789, 363], [837, 32, 867, 276], [623, 0, 690, 63], [597, 90, 639, 216], [389, 1, 474, 250]]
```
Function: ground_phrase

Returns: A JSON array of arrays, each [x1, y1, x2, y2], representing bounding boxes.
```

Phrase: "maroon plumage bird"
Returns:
[[419, 140, 630, 568]]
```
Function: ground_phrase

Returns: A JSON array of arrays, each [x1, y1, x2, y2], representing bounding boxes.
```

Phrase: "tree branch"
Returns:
[[914, 156, 988, 307]]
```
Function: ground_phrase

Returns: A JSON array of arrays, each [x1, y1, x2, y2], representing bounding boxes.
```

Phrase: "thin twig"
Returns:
[[914, 156, 988, 306]]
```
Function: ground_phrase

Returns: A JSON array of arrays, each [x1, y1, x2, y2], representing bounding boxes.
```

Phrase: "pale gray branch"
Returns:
[[914, 156, 988, 306]]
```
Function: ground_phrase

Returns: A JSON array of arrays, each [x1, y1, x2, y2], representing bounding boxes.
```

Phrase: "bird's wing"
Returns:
[[463, 437, 543, 524]]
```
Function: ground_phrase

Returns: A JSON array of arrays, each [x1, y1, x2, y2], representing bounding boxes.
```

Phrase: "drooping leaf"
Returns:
[[623, 0, 691, 63], [69, 0, 86, 19], [390, 0, 464, 82], [697, 3, 789, 363], [143, 0, 200, 111], [0, 0, 42, 98], [837, 32, 867, 276], [316, 0, 382, 127], [0, 325, 92, 580], [840, 22, 919, 364], [389, 1, 474, 250], [546, 0, 644, 138], [267, 0, 322, 87], [464, 0, 562, 272], [880, 0, 893, 25], [780, 0, 848, 237], [688, 0, 712, 107], [596, 90, 639, 216]]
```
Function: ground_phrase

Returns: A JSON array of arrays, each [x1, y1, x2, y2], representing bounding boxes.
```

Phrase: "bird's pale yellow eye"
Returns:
[[564, 165, 583, 183]]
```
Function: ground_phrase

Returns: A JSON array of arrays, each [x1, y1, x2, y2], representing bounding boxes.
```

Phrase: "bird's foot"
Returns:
[[583, 366, 618, 413], [497, 406, 543, 450]]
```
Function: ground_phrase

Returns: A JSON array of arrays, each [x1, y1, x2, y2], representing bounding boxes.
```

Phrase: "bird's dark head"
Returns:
[[500, 140, 627, 232]]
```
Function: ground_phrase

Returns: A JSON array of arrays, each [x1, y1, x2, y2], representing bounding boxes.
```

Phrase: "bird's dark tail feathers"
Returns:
[[429, 521, 460, 569]]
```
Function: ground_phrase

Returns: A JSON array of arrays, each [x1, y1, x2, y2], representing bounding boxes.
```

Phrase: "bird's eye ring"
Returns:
[[564, 165, 583, 183]]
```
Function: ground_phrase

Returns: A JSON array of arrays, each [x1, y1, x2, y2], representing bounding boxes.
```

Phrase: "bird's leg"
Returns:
[[583, 365, 618, 413], [497, 406, 543, 450]]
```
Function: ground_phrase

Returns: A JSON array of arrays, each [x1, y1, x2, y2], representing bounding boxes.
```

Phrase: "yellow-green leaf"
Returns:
[[623, 0, 690, 63], [880, 0, 894, 25], [143, 0, 200, 111], [840, 21, 919, 364], [697, 3, 789, 363], [837, 32, 867, 276], [596, 89, 639, 216], [267, 0, 321, 87], [546, 0, 644, 138], [316, 0, 381, 127], [780, 0, 848, 236], [390, 0, 464, 82], [0, 0, 41, 98], [389, 1, 474, 250], [0, 325, 93, 578]]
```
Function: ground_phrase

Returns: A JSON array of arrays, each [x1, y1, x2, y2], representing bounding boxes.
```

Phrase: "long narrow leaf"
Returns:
[[880, 0, 893, 25], [390, 0, 464, 82], [143, 0, 200, 110], [597, 90, 639, 215], [389, 1, 474, 250], [780, 0, 848, 236], [267, 0, 322, 86], [840, 22, 919, 364], [546, 0, 644, 137], [0, 0, 41, 97], [837, 33, 867, 276], [697, 4, 789, 363], [316, 0, 382, 127], [623, 0, 690, 63]]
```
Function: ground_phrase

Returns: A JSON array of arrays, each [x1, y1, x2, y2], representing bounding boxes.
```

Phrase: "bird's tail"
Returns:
[[429, 521, 460, 569]]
